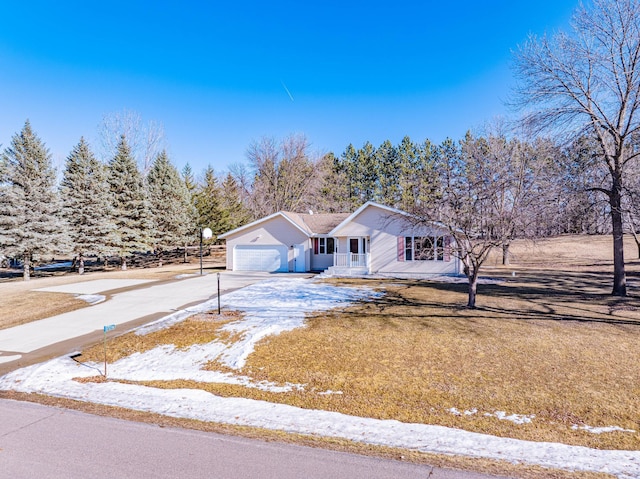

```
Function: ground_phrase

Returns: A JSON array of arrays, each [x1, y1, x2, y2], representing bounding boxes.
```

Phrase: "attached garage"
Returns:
[[233, 245, 289, 272]]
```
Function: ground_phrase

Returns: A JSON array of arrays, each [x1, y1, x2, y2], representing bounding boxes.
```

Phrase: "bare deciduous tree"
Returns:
[[474, 120, 546, 265], [245, 134, 321, 218], [512, 0, 640, 296], [313, 152, 353, 213], [413, 134, 533, 308], [98, 109, 166, 176], [623, 151, 640, 257]]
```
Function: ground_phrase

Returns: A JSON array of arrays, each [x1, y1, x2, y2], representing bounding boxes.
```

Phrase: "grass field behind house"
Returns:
[[76, 234, 640, 453]]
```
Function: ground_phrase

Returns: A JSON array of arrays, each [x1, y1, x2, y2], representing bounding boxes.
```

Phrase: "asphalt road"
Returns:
[[0, 399, 506, 479]]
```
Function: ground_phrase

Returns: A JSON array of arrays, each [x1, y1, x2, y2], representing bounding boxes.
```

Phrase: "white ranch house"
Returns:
[[219, 202, 461, 276]]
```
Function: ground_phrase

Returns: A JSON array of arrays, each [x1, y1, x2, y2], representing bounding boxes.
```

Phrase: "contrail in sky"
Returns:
[[281, 81, 295, 102]]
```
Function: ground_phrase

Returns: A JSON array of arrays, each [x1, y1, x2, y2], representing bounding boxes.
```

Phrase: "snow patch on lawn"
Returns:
[[449, 408, 535, 425], [449, 407, 478, 416], [317, 390, 343, 396], [138, 277, 381, 370], [0, 277, 638, 478], [107, 343, 303, 393], [573, 425, 637, 434], [485, 411, 536, 425]]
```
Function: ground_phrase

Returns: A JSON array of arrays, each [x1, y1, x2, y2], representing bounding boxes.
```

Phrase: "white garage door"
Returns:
[[233, 245, 289, 272]]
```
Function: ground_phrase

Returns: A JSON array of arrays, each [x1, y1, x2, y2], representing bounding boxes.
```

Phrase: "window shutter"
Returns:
[[313, 238, 319, 255], [397, 236, 405, 262], [444, 236, 452, 262]]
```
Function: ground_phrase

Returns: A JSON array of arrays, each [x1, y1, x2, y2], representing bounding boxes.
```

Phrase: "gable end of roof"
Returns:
[[218, 212, 311, 239]]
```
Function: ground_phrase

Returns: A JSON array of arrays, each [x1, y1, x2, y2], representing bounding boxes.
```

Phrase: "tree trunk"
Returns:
[[23, 254, 30, 281], [121, 258, 127, 271], [183, 244, 188, 263], [610, 183, 627, 296], [502, 243, 510, 265], [78, 253, 85, 275], [467, 271, 478, 308]]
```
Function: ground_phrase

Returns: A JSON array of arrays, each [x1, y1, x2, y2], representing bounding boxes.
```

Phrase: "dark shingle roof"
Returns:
[[282, 212, 350, 235]]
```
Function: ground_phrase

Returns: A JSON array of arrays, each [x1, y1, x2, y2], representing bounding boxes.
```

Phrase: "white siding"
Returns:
[[223, 215, 309, 271], [332, 205, 460, 275]]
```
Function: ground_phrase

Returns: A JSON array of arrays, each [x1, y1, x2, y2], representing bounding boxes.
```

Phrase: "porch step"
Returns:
[[324, 266, 369, 277]]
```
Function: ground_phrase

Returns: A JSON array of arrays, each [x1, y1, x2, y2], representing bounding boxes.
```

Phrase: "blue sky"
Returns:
[[0, 1, 577, 176]]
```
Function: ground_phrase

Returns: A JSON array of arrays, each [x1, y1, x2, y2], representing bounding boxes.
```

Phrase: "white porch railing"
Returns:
[[333, 253, 369, 268]]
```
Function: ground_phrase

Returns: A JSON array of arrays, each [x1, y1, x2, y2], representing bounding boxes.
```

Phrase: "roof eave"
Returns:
[[218, 212, 310, 240], [328, 201, 411, 236]]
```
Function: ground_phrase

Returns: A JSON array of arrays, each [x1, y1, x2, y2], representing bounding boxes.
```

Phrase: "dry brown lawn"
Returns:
[[76, 235, 640, 456], [82, 275, 640, 452], [486, 233, 640, 268], [4, 235, 640, 478], [235, 279, 640, 451], [80, 311, 243, 363]]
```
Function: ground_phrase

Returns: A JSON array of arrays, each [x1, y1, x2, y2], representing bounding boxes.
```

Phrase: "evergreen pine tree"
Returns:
[[181, 163, 199, 237], [182, 163, 198, 200], [354, 142, 377, 204], [194, 166, 229, 240], [339, 144, 359, 209], [397, 136, 420, 211], [107, 135, 151, 269], [180, 163, 200, 261], [220, 172, 250, 230], [60, 137, 118, 273], [375, 139, 399, 206], [0, 121, 69, 280], [146, 151, 193, 253]]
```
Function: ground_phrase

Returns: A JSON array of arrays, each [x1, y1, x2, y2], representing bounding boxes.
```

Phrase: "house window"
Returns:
[[414, 236, 434, 260], [403, 236, 448, 262], [436, 236, 444, 261], [313, 237, 335, 255], [405, 236, 413, 261]]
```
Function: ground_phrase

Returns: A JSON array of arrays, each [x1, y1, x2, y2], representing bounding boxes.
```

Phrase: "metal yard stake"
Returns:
[[217, 272, 221, 315], [103, 324, 116, 377]]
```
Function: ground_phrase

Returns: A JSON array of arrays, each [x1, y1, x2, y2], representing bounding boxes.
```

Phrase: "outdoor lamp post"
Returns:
[[200, 227, 213, 275]]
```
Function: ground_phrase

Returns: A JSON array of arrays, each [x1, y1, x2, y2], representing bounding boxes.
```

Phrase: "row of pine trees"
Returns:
[[0, 120, 623, 281], [0, 121, 248, 279], [243, 133, 613, 238]]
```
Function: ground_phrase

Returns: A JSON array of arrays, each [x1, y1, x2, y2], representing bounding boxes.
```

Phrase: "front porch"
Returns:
[[325, 252, 370, 276]]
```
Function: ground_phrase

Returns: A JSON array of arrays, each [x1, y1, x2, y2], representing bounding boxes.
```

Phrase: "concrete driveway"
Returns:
[[0, 271, 290, 368]]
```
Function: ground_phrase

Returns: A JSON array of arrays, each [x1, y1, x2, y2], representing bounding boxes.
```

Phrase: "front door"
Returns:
[[349, 238, 360, 255], [293, 244, 306, 272], [348, 237, 366, 267]]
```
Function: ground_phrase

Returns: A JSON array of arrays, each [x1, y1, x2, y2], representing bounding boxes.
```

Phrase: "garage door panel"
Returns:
[[233, 245, 288, 272]]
